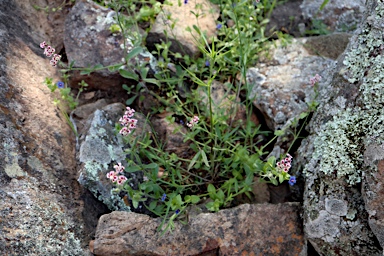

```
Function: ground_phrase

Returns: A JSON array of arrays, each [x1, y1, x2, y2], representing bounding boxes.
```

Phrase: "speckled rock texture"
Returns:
[[147, 0, 219, 58], [0, 0, 92, 254], [77, 103, 152, 213], [301, 0, 365, 32], [92, 203, 304, 256], [295, 0, 384, 254], [64, 0, 158, 92], [247, 38, 336, 131]]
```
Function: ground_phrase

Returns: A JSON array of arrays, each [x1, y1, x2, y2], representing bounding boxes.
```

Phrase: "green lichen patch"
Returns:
[[309, 2, 384, 185]]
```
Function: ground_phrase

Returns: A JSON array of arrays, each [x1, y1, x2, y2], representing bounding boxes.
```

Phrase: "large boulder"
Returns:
[[0, 0, 92, 254], [296, 0, 384, 254], [92, 203, 304, 256]]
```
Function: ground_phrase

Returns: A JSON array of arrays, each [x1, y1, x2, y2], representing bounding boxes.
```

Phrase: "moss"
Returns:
[[310, 1, 384, 185]]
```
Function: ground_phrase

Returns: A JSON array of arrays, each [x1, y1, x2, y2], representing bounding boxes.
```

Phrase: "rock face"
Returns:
[[0, 0, 91, 254], [247, 38, 336, 132], [92, 203, 304, 256], [301, 0, 365, 32], [64, 0, 158, 92], [295, 0, 384, 254], [147, 0, 219, 57]]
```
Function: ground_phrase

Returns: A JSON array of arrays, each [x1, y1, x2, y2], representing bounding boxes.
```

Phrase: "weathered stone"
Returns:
[[247, 38, 336, 131], [92, 203, 304, 256], [266, 0, 307, 37], [301, 0, 365, 32], [147, 0, 219, 58], [295, 0, 384, 254], [0, 0, 91, 254], [64, 0, 157, 93], [304, 33, 352, 60], [362, 145, 384, 249], [151, 116, 192, 158], [77, 103, 152, 213]]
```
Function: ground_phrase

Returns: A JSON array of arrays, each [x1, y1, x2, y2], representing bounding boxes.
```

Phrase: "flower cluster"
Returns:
[[187, 115, 199, 128], [106, 163, 128, 185], [276, 154, 296, 186], [40, 41, 62, 67], [119, 107, 138, 136], [276, 153, 292, 173], [310, 74, 322, 86]]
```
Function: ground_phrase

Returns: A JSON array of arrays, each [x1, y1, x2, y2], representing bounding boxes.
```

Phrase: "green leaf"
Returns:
[[149, 201, 157, 210], [125, 95, 138, 105], [119, 69, 139, 81], [125, 165, 142, 172], [126, 46, 143, 60], [200, 150, 210, 168], [274, 130, 285, 136], [143, 78, 160, 86], [207, 184, 216, 195], [144, 163, 158, 169], [320, 0, 329, 10], [190, 195, 200, 204], [299, 111, 309, 119], [188, 150, 201, 171]]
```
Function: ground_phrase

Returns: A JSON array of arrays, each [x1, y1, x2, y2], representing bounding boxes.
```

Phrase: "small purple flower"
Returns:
[[175, 209, 180, 214], [216, 24, 222, 29], [205, 60, 210, 67], [184, 0, 188, 4], [288, 176, 296, 186], [56, 81, 65, 89], [161, 193, 166, 202]]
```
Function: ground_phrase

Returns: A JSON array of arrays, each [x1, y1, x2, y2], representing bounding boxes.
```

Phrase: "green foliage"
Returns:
[[43, 0, 317, 234]]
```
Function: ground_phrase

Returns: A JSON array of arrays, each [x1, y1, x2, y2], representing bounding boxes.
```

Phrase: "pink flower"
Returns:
[[114, 163, 125, 173], [119, 106, 137, 136], [187, 115, 199, 128], [116, 175, 127, 185], [276, 154, 293, 173], [40, 41, 47, 49], [119, 126, 131, 136], [106, 171, 116, 180], [310, 74, 322, 86]]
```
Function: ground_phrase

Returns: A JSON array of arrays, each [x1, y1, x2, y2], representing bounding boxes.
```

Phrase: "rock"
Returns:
[[92, 203, 304, 256], [301, 0, 365, 33], [304, 33, 352, 60], [151, 116, 192, 158], [147, 0, 220, 58], [0, 0, 91, 254], [295, 0, 384, 254], [197, 80, 259, 127], [77, 103, 151, 212], [247, 38, 336, 131], [266, 0, 307, 37], [64, 0, 158, 93]]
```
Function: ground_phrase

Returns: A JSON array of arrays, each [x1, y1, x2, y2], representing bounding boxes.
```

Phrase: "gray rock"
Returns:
[[301, 0, 365, 32], [77, 103, 151, 212], [295, 0, 384, 254], [0, 0, 90, 254], [247, 38, 336, 132]]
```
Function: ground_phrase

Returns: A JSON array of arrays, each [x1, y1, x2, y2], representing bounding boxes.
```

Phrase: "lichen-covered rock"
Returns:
[[92, 203, 304, 256], [0, 0, 90, 254], [147, 0, 219, 58], [295, 0, 384, 254], [77, 103, 151, 212], [64, 0, 158, 92]]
